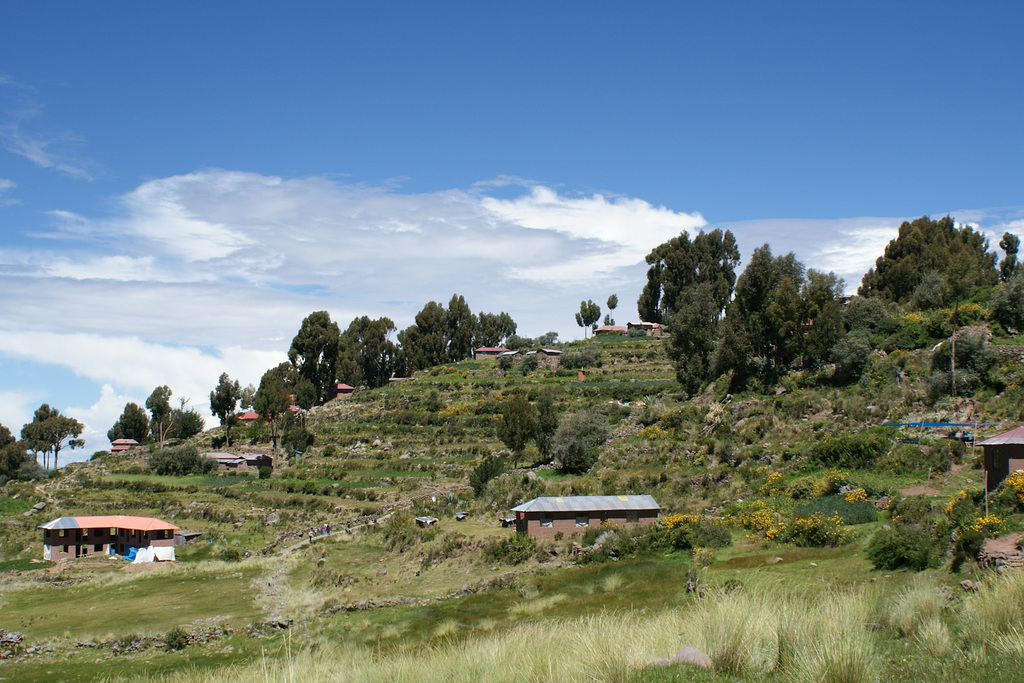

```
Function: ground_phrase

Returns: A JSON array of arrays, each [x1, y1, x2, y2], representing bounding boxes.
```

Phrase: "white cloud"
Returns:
[[0, 77, 95, 180]]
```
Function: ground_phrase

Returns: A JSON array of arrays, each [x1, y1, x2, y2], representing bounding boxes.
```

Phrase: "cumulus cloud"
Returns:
[[2, 168, 1021, 465]]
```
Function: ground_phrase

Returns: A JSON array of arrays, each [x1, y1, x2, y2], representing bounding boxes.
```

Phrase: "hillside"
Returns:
[[3, 333, 1024, 681]]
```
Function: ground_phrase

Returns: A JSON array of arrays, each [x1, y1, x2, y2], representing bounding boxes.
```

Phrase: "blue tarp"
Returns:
[[123, 547, 138, 561], [882, 422, 999, 428]]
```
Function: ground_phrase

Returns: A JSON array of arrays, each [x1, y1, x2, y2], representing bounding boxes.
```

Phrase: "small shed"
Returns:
[[455, 512, 468, 522], [499, 516, 516, 528], [594, 325, 627, 335], [978, 426, 1024, 491], [510, 495, 661, 539], [415, 516, 439, 528]]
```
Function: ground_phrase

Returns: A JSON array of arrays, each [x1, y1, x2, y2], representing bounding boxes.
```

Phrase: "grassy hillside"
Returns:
[[3, 334, 1024, 681]]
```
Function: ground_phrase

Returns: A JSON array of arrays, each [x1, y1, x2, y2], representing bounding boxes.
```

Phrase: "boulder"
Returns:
[[671, 646, 712, 669]]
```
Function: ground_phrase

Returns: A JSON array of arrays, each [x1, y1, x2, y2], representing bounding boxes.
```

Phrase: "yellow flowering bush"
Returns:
[[759, 471, 785, 496], [789, 512, 849, 547], [439, 403, 472, 417], [732, 501, 786, 543], [969, 514, 1004, 537], [843, 488, 868, 503], [1003, 471, 1024, 505], [640, 424, 665, 440]]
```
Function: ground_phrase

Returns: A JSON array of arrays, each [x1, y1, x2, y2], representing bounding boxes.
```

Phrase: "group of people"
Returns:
[[308, 523, 331, 542]]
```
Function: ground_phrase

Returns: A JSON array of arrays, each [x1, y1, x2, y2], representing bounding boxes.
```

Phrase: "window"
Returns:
[[82, 528, 88, 537], [59, 529, 66, 537], [62, 545, 68, 553], [575, 515, 589, 527], [626, 512, 639, 524], [94, 543, 103, 552], [110, 528, 117, 535], [540, 515, 553, 528]]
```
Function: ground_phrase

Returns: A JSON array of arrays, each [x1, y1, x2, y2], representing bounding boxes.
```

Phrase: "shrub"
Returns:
[[808, 431, 890, 470], [482, 533, 536, 565], [787, 512, 849, 547], [258, 465, 272, 480], [469, 455, 506, 497], [560, 345, 600, 370], [794, 496, 878, 525], [867, 523, 936, 570], [165, 626, 189, 651], [553, 409, 609, 474], [661, 513, 731, 550], [149, 444, 216, 476]]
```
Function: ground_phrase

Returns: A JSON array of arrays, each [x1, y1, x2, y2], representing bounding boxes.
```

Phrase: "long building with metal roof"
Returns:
[[510, 495, 660, 539]]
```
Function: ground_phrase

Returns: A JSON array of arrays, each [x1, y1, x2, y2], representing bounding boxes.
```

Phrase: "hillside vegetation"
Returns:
[[3, 216, 1024, 680]]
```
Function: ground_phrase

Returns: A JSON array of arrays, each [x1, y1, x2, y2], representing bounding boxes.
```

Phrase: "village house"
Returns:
[[626, 321, 664, 337], [593, 325, 627, 336], [510, 495, 661, 539], [474, 346, 511, 360], [110, 438, 139, 452], [330, 382, 355, 399], [202, 451, 273, 472], [39, 515, 178, 561], [237, 410, 259, 423], [979, 425, 1024, 491]]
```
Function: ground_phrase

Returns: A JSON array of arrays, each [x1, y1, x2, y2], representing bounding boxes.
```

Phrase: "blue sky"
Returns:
[[2, 3, 1023, 463]]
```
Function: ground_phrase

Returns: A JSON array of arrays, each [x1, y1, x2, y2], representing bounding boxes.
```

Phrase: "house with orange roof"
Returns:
[[38, 515, 178, 561]]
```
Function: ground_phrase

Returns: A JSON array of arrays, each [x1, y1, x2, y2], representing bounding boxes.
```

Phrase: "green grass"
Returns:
[[0, 558, 54, 572], [103, 473, 254, 487], [0, 495, 34, 514], [0, 560, 268, 640]]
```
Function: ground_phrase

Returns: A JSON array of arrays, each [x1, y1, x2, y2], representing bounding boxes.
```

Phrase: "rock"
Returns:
[[875, 496, 893, 510], [32, 501, 46, 511], [774, 386, 787, 395], [809, 562, 817, 567], [265, 513, 280, 525], [771, 557, 783, 564], [960, 580, 978, 592], [671, 646, 712, 669]]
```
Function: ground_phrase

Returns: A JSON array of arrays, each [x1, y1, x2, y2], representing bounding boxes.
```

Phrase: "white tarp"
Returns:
[[131, 546, 175, 563], [153, 546, 175, 561], [132, 547, 155, 563]]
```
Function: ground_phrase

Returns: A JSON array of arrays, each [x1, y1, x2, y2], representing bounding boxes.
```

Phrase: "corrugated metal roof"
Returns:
[[38, 515, 179, 532], [511, 495, 660, 513], [978, 426, 1024, 446]]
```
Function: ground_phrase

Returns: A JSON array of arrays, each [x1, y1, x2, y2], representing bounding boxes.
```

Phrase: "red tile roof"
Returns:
[[39, 515, 179, 532]]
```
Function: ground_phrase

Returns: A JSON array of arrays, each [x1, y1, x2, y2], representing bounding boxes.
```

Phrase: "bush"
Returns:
[[149, 445, 216, 476], [794, 496, 878, 525], [258, 465, 272, 480], [469, 455, 506, 497], [867, 523, 936, 570], [787, 512, 849, 547], [560, 345, 600, 370], [867, 496, 941, 570], [482, 533, 536, 565], [553, 409, 609, 474], [165, 626, 189, 651], [661, 513, 732, 550], [808, 431, 890, 470]]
